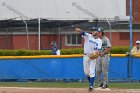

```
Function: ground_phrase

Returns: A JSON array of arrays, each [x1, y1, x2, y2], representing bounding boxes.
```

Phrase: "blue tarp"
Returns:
[[0, 57, 140, 80], [132, 57, 140, 80], [109, 57, 128, 80]]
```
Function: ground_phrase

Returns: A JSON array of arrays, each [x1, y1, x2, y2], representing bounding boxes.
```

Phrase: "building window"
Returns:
[[66, 34, 82, 46]]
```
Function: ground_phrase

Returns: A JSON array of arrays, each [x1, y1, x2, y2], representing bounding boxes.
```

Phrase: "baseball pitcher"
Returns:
[[75, 27, 102, 92]]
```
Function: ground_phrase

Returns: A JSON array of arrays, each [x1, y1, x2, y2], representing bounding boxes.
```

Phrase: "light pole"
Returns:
[[38, 17, 41, 50], [20, 16, 30, 50], [105, 18, 112, 45], [128, 0, 133, 81]]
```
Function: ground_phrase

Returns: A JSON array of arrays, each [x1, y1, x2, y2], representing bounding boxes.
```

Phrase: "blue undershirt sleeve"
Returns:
[[81, 32, 86, 36]]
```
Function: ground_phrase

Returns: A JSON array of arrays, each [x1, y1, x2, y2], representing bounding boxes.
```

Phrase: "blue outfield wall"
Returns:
[[0, 56, 140, 80], [0, 58, 85, 80], [109, 57, 128, 80], [132, 57, 140, 80]]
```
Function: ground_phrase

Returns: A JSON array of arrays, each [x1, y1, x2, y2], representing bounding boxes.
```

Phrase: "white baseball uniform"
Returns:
[[82, 32, 102, 77]]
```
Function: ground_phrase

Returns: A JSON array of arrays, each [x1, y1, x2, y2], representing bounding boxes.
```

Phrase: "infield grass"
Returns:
[[0, 81, 140, 89]]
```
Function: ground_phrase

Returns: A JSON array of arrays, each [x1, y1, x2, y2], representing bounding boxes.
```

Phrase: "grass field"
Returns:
[[0, 81, 140, 89]]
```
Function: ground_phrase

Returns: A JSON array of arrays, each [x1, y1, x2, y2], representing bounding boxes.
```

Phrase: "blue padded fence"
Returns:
[[132, 57, 140, 80], [0, 58, 85, 80], [0, 56, 140, 80], [109, 57, 128, 80]]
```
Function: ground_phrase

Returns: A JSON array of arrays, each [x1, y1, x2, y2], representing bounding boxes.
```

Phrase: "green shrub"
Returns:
[[0, 50, 52, 56], [60, 48, 84, 55], [60, 46, 130, 54], [110, 46, 130, 54], [0, 46, 130, 56]]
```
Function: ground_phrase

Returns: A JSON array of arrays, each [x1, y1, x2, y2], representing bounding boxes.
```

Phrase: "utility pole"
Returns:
[[128, 0, 133, 81]]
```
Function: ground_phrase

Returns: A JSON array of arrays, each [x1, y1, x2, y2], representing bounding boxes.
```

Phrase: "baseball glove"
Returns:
[[89, 51, 99, 59]]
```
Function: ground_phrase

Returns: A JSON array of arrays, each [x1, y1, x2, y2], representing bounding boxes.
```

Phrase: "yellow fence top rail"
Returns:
[[0, 54, 140, 59], [0, 54, 82, 59], [110, 54, 126, 57]]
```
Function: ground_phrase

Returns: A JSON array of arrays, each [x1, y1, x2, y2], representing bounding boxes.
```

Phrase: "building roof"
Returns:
[[0, 0, 126, 20]]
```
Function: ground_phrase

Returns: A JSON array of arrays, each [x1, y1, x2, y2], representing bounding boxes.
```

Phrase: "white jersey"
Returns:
[[82, 32, 102, 54]]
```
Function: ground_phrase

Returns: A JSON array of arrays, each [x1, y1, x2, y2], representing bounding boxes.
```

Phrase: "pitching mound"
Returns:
[[0, 87, 140, 93]]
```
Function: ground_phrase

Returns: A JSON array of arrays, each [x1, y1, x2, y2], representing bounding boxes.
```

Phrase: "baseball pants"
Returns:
[[83, 55, 96, 77], [96, 54, 110, 85]]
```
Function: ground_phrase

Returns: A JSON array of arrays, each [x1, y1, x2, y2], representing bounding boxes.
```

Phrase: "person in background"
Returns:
[[50, 41, 60, 55], [131, 40, 140, 55]]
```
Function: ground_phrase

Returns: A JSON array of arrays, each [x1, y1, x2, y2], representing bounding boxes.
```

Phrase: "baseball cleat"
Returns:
[[98, 83, 103, 87], [88, 86, 93, 92], [102, 84, 108, 89]]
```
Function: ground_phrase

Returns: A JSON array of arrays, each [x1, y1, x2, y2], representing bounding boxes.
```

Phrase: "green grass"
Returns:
[[0, 82, 87, 88], [0, 81, 140, 89], [0, 82, 86, 88], [109, 82, 140, 89]]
